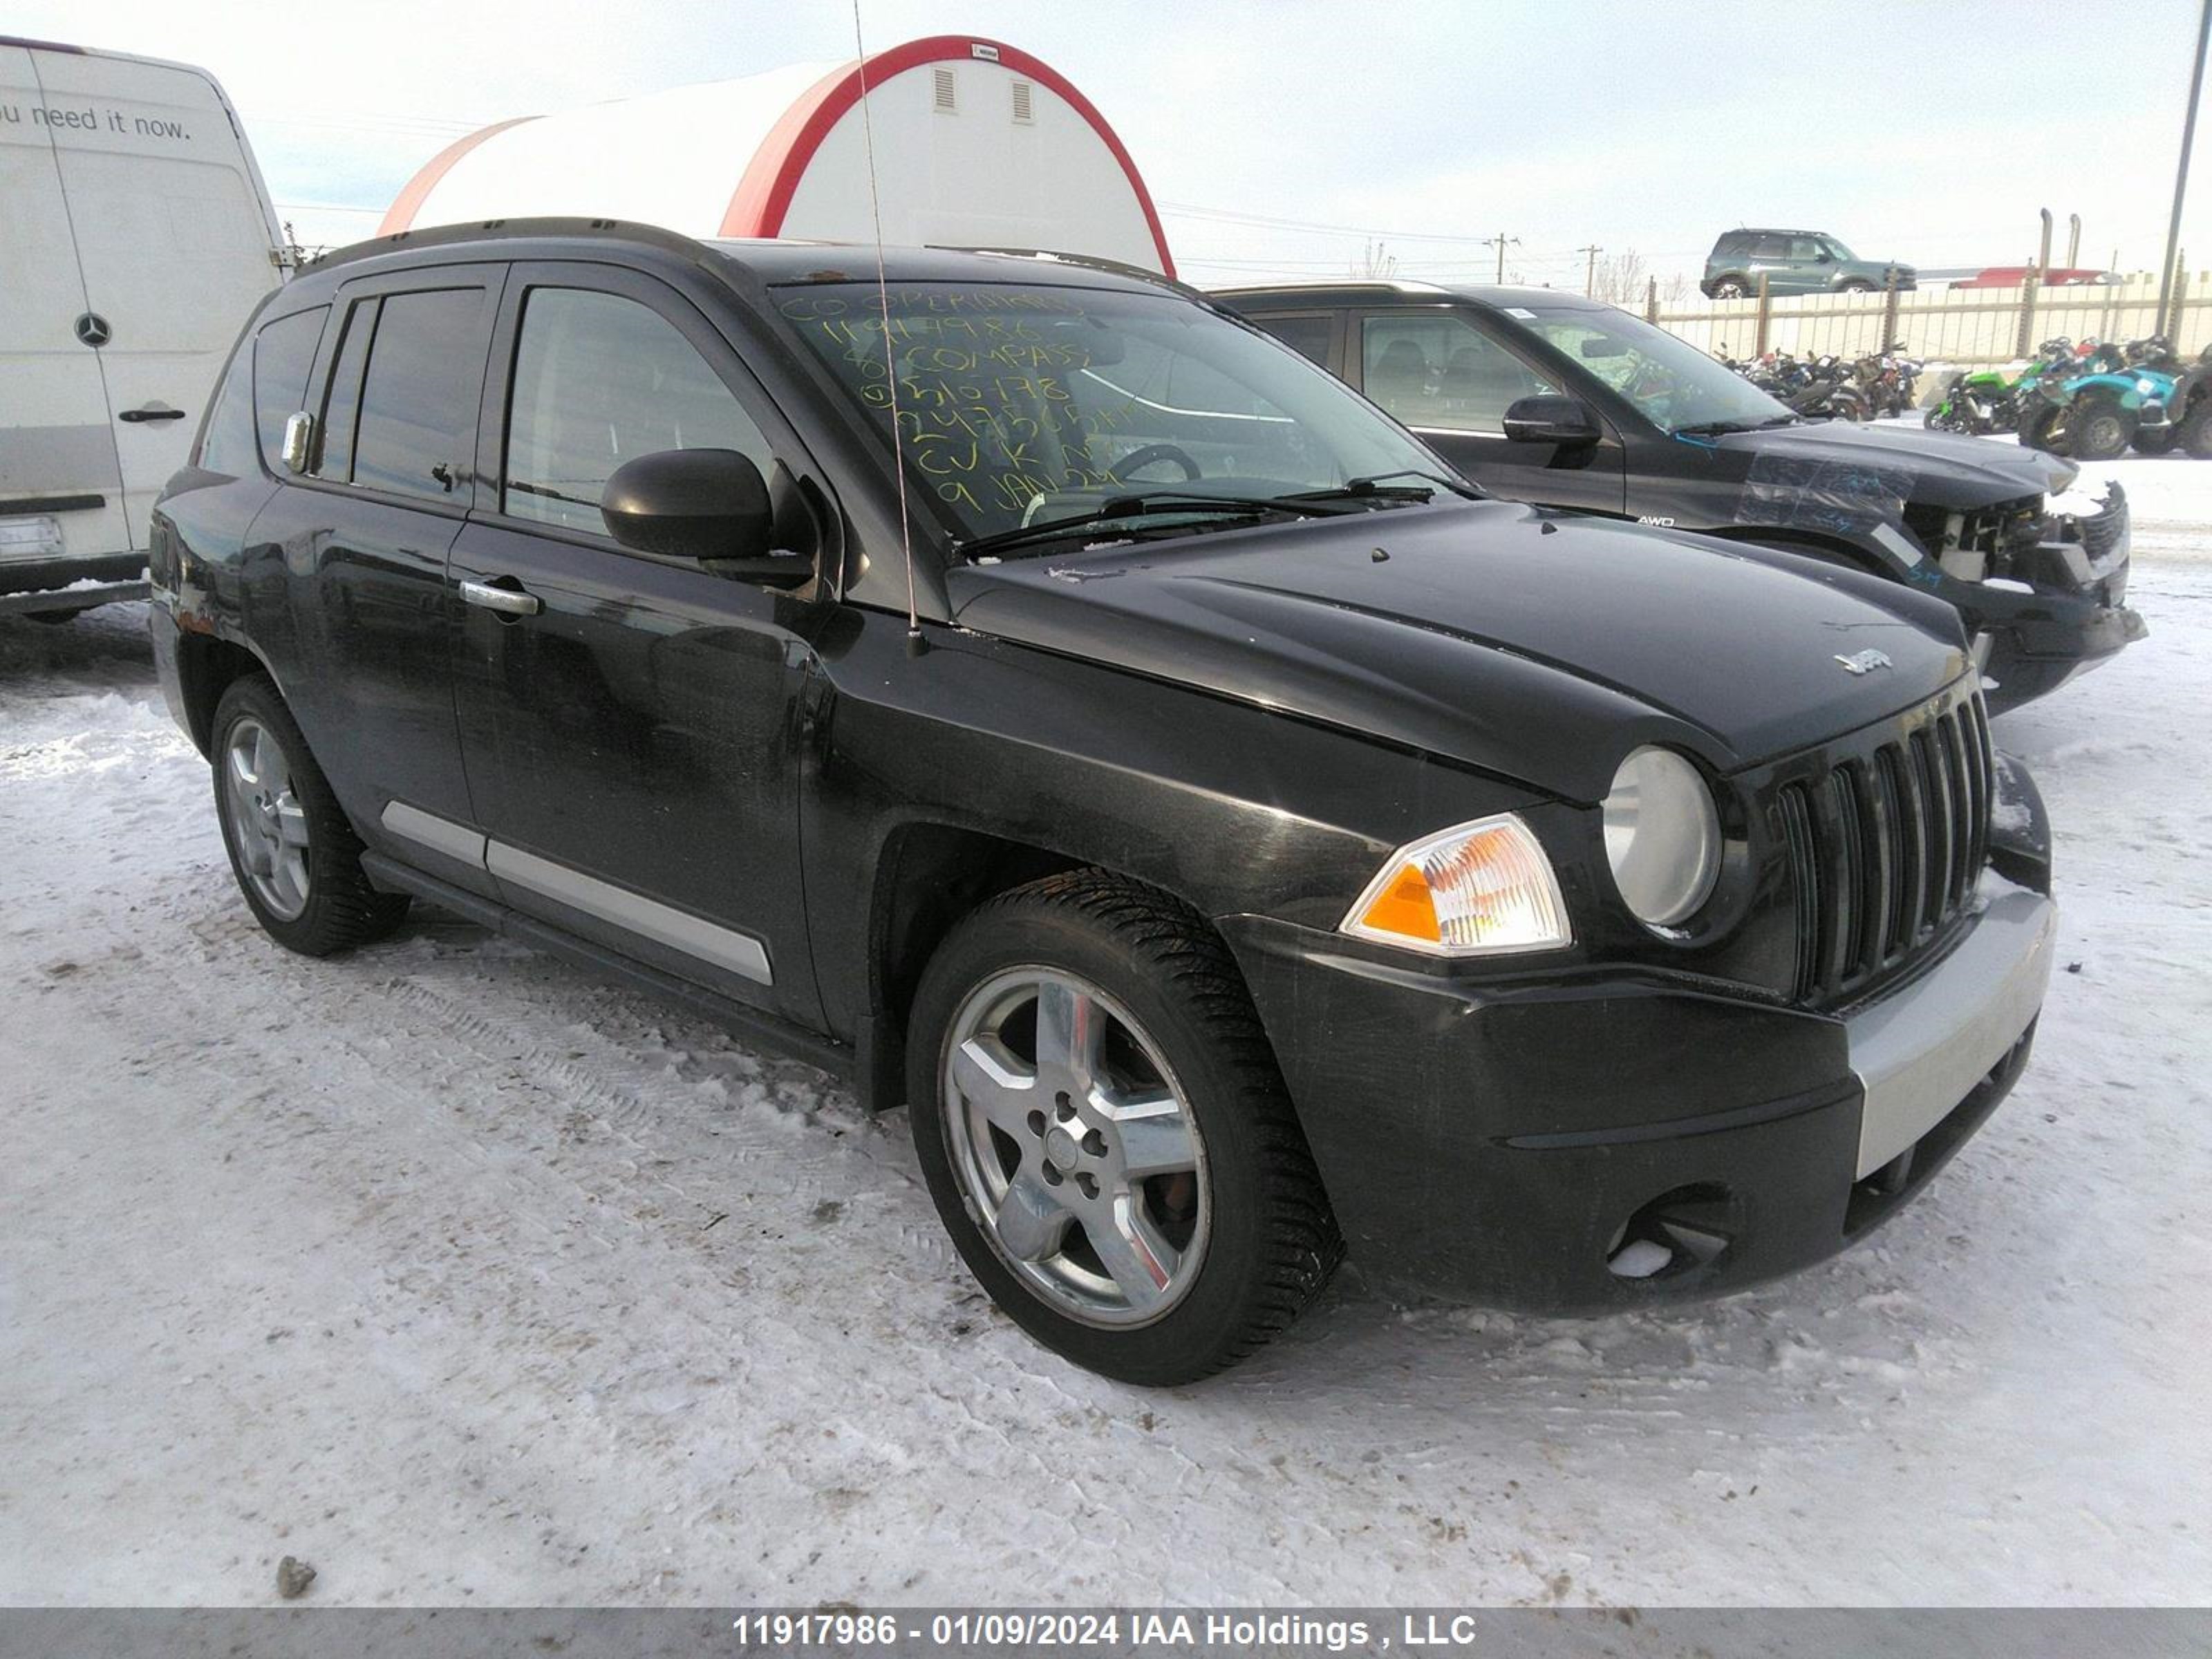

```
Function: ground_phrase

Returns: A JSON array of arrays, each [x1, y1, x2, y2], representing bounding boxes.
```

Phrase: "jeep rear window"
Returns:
[[348, 288, 484, 502], [775, 281, 1441, 541]]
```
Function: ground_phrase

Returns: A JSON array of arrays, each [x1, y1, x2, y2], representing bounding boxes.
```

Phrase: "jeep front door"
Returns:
[[447, 265, 827, 1029]]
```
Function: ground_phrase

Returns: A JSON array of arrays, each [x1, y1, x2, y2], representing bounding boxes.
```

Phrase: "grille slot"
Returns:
[[1780, 693, 1992, 1006]]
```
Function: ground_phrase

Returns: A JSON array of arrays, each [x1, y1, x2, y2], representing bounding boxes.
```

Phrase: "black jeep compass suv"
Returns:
[[150, 222, 2056, 1383]]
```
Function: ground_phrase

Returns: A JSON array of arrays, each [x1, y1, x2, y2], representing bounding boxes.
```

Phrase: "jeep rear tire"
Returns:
[[906, 870, 1341, 1385], [211, 675, 409, 955]]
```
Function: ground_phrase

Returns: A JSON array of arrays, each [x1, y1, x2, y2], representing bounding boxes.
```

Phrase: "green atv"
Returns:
[[1923, 337, 2074, 435]]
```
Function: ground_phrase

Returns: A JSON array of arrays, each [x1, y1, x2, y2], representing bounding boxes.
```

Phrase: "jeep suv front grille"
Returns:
[[1777, 692, 1993, 1006]]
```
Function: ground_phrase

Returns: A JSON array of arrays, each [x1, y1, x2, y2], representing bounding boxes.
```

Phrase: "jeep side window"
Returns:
[[1789, 238, 1825, 263], [348, 288, 485, 500], [1360, 315, 1552, 435], [502, 287, 775, 536], [1751, 234, 1789, 260], [251, 307, 327, 474]]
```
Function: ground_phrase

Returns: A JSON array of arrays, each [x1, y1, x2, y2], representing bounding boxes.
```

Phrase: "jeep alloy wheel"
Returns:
[[941, 966, 1210, 1326]]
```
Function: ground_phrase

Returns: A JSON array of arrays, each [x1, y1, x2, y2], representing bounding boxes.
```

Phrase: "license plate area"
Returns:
[[0, 515, 65, 564]]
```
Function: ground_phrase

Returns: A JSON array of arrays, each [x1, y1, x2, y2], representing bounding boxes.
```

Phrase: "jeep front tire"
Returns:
[[906, 871, 1341, 1385]]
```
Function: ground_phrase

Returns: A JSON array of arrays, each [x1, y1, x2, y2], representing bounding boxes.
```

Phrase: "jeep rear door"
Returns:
[[444, 263, 825, 1029], [247, 265, 503, 896]]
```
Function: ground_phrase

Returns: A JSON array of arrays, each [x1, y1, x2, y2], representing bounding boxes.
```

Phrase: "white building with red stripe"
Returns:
[[379, 36, 1174, 276]]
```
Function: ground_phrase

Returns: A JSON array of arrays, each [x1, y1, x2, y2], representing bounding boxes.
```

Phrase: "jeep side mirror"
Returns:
[[601, 448, 811, 587], [1501, 395, 1601, 449]]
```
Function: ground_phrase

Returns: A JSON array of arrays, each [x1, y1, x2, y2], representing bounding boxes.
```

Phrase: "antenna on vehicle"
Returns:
[[850, 0, 924, 654]]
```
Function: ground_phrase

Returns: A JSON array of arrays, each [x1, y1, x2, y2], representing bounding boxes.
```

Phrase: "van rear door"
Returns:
[[28, 46, 284, 553], [0, 41, 131, 576]]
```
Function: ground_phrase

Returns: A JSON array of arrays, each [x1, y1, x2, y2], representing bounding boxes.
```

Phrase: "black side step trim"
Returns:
[[360, 852, 855, 1083], [1, 492, 106, 514]]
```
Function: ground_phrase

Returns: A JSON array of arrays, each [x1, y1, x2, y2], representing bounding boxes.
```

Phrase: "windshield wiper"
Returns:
[[1672, 415, 1800, 438], [1280, 469, 1481, 504], [955, 491, 1353, 561]]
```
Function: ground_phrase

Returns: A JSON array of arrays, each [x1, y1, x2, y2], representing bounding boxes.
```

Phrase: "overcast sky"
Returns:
[[19, 0, 2211, 286]]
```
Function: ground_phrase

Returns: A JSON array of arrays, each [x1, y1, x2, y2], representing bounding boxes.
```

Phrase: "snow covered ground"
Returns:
[[1, 464, 2208, 1609]]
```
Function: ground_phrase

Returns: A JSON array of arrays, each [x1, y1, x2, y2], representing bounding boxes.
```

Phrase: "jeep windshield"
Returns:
[[1508, 304, 1797, 437], [774, 280, 1458, 547]]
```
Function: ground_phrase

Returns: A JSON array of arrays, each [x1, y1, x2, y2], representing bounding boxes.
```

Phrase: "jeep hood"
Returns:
[[1716, 418, 2075, 509], [946, 501, 1969, 803]]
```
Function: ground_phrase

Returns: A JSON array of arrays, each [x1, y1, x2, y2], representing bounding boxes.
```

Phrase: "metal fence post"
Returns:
[[1754, 272, 1772, 356], [1645, 276, 1658, 324], [2171, 261, 2190, 346], [1881, 268, 1902, 350], [2014, 269, 2039, 358]]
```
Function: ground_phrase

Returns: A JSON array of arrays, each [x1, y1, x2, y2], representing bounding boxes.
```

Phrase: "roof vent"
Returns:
[[932, 66, 957, 113], [1011, 79, 1033, 123]]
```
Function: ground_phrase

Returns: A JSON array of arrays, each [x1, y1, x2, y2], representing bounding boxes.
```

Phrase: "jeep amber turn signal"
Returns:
[[1341, 814, 1572, 957]]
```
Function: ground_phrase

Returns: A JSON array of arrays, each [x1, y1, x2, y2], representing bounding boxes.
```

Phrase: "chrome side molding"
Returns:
[[378, 800, 771, 986]]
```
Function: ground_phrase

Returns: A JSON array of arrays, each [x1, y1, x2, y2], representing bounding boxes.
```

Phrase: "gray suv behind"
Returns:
[[1703, 229, 1916, 298]]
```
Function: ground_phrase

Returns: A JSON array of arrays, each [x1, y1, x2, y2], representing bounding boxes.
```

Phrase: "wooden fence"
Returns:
[[1646, 272, 2210, 368]]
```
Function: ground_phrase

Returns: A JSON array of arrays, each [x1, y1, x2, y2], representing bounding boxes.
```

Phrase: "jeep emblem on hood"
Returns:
[[1835, 648, 1893, 675]]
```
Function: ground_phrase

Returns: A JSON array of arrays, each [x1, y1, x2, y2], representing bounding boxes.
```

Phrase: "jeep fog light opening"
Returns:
[[1603, 747, 1721, 928], [1341, 815, 1571, 957]]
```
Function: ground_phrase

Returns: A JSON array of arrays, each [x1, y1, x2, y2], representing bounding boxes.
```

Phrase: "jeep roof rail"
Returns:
[[937, 245, 1211, 303], [301, 215, 718, 276]]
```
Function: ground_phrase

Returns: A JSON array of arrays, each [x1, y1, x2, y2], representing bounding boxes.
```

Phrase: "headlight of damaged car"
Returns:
[[1603, 747, 1720, 928], [1342, 814, 1571, 957]]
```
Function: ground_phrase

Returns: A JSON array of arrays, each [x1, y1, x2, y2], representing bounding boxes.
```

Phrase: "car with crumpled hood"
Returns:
[[1218, 281, 2145, 711]]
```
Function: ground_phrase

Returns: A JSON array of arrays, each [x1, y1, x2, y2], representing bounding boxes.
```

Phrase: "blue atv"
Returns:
[[2021, 336, 2212, 460]]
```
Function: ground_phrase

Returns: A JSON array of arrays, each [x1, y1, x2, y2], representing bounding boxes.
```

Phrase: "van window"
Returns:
[[349, 289, 484, 500], [1360, 314, 1554, 433], [503, 288, 772, 536], [253, 308, 327, 472], [196, 341, 259, 476], [1715, 232, 1752, 258], [1252, 315, 1334, 367]]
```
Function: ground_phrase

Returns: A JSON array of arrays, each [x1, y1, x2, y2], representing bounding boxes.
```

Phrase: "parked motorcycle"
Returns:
[[1853, 342, 1920, 420]]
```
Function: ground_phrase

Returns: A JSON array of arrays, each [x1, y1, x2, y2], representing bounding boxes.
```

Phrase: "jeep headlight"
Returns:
[[1602, 747, 1720, 928], [1342, 814, 1571, 957]]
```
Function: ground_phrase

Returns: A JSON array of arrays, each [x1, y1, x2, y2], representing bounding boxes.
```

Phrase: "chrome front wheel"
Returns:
[[941, 966, 1208, 1327]]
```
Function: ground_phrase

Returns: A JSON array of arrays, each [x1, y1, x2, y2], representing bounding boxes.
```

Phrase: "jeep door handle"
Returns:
[[118, 403, 187, 423], [458, 579, 542, 617]]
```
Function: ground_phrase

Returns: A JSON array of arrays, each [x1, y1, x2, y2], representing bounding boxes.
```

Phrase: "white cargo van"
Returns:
[[1, 37, 288, 617]]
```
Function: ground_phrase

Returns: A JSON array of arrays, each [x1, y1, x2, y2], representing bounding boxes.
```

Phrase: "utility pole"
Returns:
[[1579, 244, 1603, 295], [1485, 231, 1521, 284], [2158, 0, 2212, 337]]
